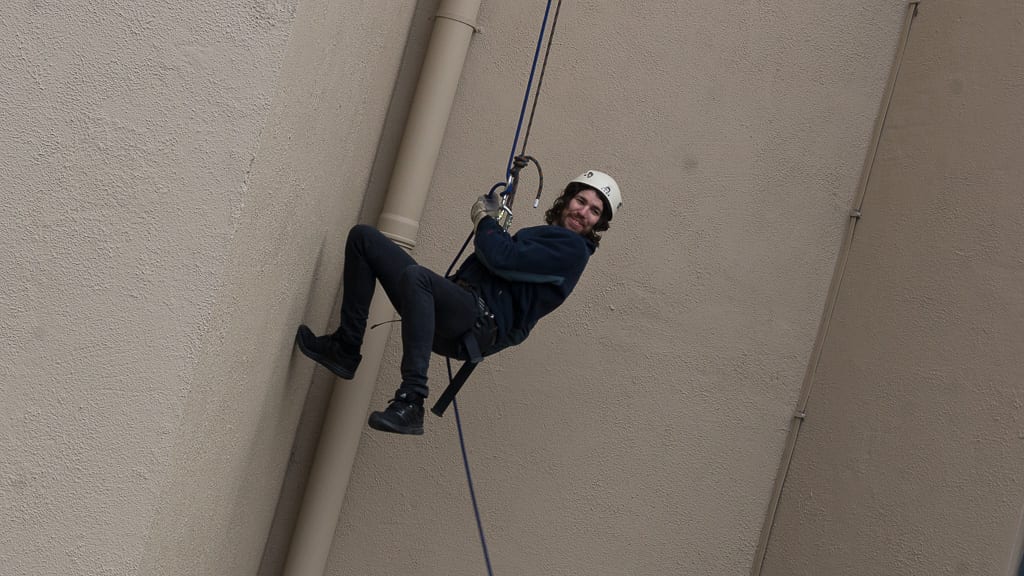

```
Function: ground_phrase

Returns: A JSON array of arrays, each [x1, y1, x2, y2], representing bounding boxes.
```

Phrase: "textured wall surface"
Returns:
[[761, 2, 1024, 575], [5, 0, 962, 575], [0, 1, 416, 574], [326, 2, 908, 575]]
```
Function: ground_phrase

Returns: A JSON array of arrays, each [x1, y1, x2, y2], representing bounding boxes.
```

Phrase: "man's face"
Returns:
[[559, 188, 605, 235]]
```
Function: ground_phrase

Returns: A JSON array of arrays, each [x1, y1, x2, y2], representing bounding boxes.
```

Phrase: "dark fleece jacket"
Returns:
[[452, 216, 595, 353]]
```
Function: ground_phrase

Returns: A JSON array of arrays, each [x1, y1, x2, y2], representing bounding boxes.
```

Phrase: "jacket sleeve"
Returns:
[[472, 217, 588, 285]]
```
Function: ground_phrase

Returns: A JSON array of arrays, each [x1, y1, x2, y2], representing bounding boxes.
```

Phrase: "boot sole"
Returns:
[[295, 327, 356, 380], [368, 412, 424, 435]]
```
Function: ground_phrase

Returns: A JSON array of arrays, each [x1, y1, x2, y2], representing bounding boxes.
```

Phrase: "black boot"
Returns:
[[295, 324, 361, 379], [368, 390, 425, 435]]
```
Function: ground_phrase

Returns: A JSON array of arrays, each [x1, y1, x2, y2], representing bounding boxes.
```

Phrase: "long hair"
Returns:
[[544, 183, 611, 248]]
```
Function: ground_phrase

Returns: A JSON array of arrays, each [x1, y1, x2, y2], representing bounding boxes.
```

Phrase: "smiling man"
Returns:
[[295, 170, 622, 435]]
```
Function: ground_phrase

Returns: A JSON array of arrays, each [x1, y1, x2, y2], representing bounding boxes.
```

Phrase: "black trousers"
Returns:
[[335, 225, 479, 397]]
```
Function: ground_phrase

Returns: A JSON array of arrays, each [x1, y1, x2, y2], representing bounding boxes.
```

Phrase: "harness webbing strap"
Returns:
[[431, 360, 478, 417]]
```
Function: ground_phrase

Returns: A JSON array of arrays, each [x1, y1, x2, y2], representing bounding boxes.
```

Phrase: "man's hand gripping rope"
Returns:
[[471, 155, 543, 232]]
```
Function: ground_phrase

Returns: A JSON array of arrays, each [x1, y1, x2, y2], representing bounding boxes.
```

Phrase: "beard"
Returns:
[[559, 210, 588, 234]]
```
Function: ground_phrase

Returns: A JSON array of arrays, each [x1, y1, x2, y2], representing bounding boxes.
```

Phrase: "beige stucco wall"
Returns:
[[15, 0, 1002, 575], [321, 2, 910, 575], [1, 1, 417, 574], [761, 2, 1024, 575]]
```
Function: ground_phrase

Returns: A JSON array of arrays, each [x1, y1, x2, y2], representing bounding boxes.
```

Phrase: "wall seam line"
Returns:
[[748, 3, 920, 574]]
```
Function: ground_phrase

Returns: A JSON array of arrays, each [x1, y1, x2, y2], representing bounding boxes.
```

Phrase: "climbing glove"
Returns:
[[470, 194, 502, 228]]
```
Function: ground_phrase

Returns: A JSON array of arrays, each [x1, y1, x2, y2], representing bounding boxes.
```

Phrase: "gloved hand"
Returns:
[[470, 194, 502, 228]]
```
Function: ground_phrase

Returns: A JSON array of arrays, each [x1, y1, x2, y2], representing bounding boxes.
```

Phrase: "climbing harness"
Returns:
[[435, 1, 565, 574]]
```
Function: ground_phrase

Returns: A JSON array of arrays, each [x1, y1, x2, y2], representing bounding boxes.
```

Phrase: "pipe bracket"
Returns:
[[435, 12, 480, 32]]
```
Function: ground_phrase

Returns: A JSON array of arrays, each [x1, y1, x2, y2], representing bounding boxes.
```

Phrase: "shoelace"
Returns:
[[389, 395, 422, 409]]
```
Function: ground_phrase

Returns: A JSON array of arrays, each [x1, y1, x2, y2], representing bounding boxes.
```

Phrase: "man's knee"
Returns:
[[347, 224, 389, 256], [348, 223, 375, 244]]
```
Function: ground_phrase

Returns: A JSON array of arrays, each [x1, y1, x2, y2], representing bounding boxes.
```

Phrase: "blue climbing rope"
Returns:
[[449, 2, 564, 575], [503, 0, 559, 182], [451, 392, 494, 575]]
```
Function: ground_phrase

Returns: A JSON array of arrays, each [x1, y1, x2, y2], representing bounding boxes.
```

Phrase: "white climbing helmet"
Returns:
[[570, 170, 622, 220]]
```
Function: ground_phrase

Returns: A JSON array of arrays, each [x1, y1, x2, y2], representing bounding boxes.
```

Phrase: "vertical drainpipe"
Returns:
[[282, 1, 482, 575]]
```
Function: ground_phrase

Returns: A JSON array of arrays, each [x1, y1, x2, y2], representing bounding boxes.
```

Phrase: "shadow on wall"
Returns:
[[255, 0, 442, 574], [1018, 544, 1024, 576]]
